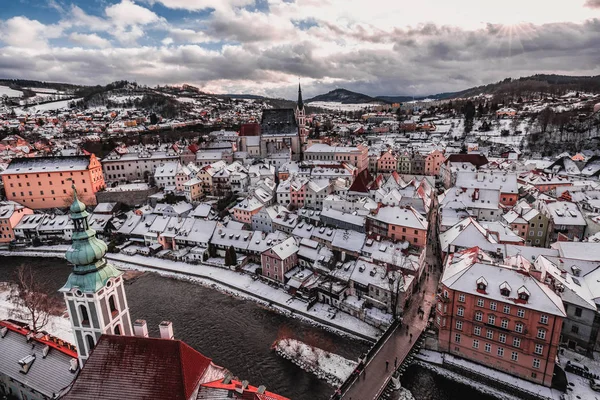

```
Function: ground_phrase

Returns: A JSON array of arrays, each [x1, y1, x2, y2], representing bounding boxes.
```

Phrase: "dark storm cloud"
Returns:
[[585, 0, 600, 8]]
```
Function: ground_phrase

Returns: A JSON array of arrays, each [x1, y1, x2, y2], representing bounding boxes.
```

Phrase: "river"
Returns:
[[0, 256, 497, 400]]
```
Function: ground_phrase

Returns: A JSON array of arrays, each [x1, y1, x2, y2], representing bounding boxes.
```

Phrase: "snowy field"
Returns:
[[24, 87, 60, 94], [0, 284, 74, 343], [108, 95, 143, 103], [273, 338, 357, 385], [14, 98, 81, 114], [0, 85, 23, 97], [308, 101, 381, 111]]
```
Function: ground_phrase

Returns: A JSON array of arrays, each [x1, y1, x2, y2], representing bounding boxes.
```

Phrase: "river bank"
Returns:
[[0, 246, 380, 342]]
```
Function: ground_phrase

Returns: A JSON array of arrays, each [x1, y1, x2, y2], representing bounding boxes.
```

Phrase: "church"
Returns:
[[240, 83, 308, 166]]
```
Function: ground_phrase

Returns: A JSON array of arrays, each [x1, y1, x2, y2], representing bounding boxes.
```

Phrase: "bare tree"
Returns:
[[9, 265, 62, 332]]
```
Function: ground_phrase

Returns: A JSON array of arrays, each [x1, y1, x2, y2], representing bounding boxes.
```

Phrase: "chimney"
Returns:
[[159, 321, 174, 340], [133, 319, 149, 338]]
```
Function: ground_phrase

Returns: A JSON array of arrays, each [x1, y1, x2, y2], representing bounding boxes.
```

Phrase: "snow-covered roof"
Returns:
[[331, 229, 366, 252], [369, 205, 428, 230], [266, 236, 298, 259]]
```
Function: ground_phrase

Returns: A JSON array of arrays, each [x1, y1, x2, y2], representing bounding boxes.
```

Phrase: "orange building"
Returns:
[[425, 149, 445, 176], [366, 205, 428, 247], [436, 247, 565, 387], [1, 155, 105, 209], [0, 201, 33, 243]]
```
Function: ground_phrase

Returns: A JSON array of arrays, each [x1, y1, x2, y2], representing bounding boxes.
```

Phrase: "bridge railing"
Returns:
[[330, 318, 401, 399]]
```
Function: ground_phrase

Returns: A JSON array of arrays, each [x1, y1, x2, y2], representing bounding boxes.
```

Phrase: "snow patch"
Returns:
[[273, 338, 357, 386]]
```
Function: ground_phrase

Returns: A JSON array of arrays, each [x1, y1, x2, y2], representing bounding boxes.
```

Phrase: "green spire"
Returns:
[[61, 185, 121, 293]]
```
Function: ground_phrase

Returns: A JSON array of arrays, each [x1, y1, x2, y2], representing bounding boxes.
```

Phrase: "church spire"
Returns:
[[297, 82, 304, 111]]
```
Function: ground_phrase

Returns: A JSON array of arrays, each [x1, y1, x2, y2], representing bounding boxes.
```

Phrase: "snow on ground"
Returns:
[[108, 95, 143, 103], [0, 284, 74, 343], [307, 101, 382, 112], [0, 85, 23, 97], [273, 338, 357, 386], [558, 349, 600, 400], [24, 87, 59, 94], [14, 98, 81, 114]]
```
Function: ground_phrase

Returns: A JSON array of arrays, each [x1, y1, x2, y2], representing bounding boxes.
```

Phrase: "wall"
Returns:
[[96, 187, 159, 207]]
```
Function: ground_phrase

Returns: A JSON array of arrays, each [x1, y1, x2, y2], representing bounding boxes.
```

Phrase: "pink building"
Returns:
[[366, 205, 428, 248], [0, 201, 33, 243], [435, 247, 565, 387], [232, 196, 263, 225], [424, 149, 445, 176], [376, 150, 398, 175], [260, 237, 299, 283], [304, 144, 369, 172], [1, 155, 105, 209]]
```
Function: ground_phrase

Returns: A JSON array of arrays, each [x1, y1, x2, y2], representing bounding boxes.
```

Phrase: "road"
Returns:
[[341, 204, 442, 400]]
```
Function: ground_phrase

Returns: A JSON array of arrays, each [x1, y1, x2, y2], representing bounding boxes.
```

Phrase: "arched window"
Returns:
[[79, 305, 90, 327], [109, 295, 118, 317], [86, 334, 95, 352], [114, 325, 121, 335]]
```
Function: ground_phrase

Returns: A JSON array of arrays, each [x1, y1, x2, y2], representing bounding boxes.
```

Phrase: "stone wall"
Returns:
[[96, 187, 159, 207]]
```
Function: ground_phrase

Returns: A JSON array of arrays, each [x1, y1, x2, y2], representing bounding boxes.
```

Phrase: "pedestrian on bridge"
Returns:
[[409, 333, 413, 342], [395, 357, 398, 368], [385, 360, 389, 371]]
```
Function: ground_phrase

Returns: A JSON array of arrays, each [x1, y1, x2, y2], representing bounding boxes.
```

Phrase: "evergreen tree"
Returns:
[[225, 245, 237, 266]]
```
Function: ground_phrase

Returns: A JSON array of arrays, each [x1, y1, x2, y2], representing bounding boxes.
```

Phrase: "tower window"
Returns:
[[109, 295, 118, 318], [114, 324, 122, 335], [86, 334, 95, 352], [79, 305, 90, 327]]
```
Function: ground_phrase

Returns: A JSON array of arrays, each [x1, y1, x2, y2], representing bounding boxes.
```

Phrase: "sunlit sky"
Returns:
[[1, 0, 599, 98]]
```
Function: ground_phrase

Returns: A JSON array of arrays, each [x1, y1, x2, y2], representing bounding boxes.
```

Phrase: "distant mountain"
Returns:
[[305, 88, 385, 104], [375, 92, 460, 103]]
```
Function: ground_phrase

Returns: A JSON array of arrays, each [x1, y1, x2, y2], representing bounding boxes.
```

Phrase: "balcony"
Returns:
[[437, 293, 450, 303]]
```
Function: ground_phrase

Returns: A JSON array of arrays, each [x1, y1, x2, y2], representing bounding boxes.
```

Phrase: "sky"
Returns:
[[0, 0, 599, 99]]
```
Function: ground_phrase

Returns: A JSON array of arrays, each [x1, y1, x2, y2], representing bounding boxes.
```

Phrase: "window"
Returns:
[[515, 323, 524, 333], [490, 302, 497, 311], [86, 335, 95, 352], [534, 344, 543, 355], [472, 339, 479, 349], [485, 343, 491, 353], [533, 359, 540, 369], [475, 311, 483, 322], [540, 315, 548, 324], [511, 351, 518, 361], [497, 347, 504, 357], [503, 305, 510, 314], [114, 325, 121, 335], [79, 305, 90, 327], [501, 319, 509, 329], [517, 309, 525, 318], [456, 321, 463, 330], [575, 307, 582, 317], [455, 334, 461, 343], [458, 294, 465, 302], [488, 315, 495, 325], [457, 307, 464, 317], [537, 329, 546, 340], [108, 295, 118, 317], [571, 325, 579, 334], [477, 298, 484, 307], [486, 330, 493, 340], [513, 337, 521, 347], [499, 334, 506, 343]]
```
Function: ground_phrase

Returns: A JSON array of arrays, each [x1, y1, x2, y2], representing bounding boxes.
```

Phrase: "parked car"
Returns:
[[565, 360, 590, 376], [591, 378, 600, 392]]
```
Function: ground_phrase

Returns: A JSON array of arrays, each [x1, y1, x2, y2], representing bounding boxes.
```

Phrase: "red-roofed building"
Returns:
[[63, 335, 215, 400]]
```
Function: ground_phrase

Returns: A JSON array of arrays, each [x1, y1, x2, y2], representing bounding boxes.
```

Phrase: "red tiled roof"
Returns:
[[64, 335, 212, 400], [348, 169, 371, 193]]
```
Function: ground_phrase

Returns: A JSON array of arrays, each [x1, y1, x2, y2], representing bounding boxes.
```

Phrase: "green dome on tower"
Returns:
[[61, 184, 121, 293]]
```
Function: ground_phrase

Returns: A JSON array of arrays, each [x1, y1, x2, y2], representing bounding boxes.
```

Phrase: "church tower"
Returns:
[[295, 82, 308, 144], [60, 185, 132, 366]]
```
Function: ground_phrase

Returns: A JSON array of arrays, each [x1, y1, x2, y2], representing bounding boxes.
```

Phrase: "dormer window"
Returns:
[[476, 277, 488, 292], [517, 286, 530, 302], [499, 281, 511, 297], [18, 354, 36, 374]]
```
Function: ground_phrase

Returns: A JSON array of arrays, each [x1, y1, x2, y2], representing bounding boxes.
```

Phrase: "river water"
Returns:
[[0, 256, 496, 400]]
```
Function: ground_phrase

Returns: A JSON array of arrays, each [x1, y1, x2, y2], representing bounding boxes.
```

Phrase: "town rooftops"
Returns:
[[1, 155, 92, 175], [64, 335, 213, 400], [443, 153, 489, 167], [370, 205, 428, 230], [0, 319, 78, 399], [265, 236, 298, 259], [442, 249, 566, 317]]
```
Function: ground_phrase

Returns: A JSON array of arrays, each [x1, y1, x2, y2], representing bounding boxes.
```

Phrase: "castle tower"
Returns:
[[295, 83, 308, 144], [60, 185, 132, 366]]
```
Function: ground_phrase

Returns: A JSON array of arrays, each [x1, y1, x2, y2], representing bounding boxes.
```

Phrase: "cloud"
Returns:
[[105, 0, 162, 27], [69, 33, 112, 48], [585, 0, 600, 8], [143, 0, 254, 12], [167, 28, 209, 43], [0, 16, 62, 50]]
